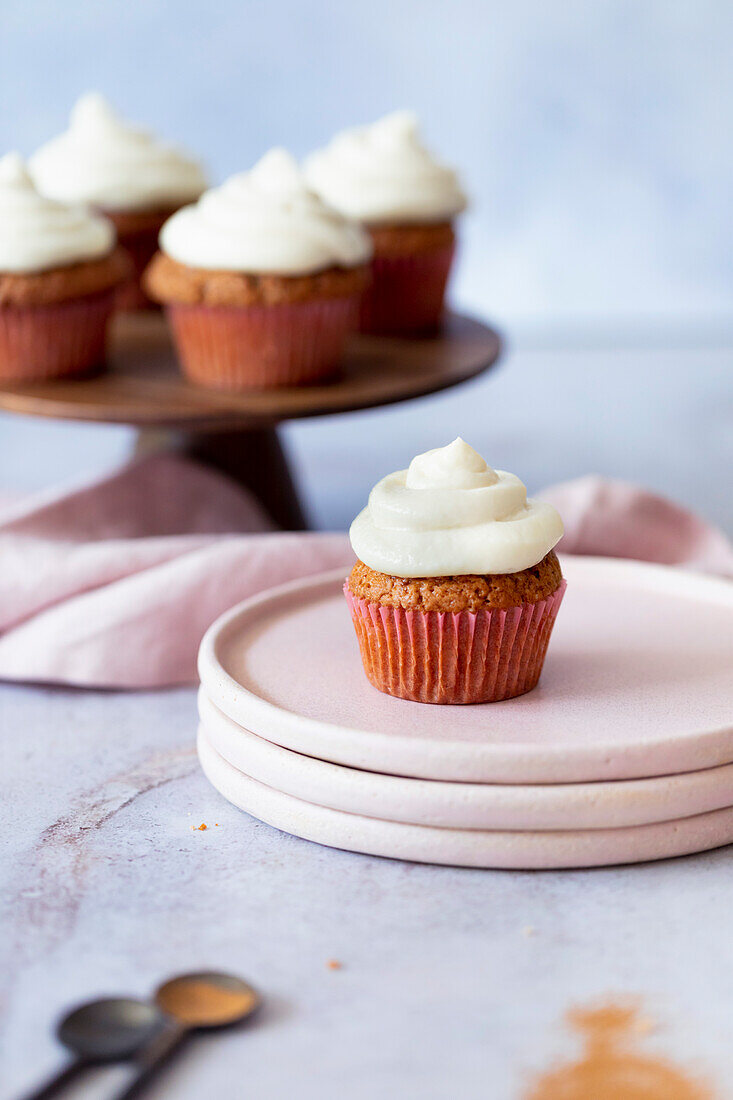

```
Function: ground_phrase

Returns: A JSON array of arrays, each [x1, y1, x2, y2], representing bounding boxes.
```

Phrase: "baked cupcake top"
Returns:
[[349, 438, 564, 577], [29, 93, 207, 213], [304, 111, 466, 225], [158, 148, 372, 275], [0, 152, 115, 273]]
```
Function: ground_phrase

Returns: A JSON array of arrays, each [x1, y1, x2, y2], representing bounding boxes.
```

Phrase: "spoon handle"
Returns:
[[109, 1023, 188, 1100], [17, 1058, 86, 1100]]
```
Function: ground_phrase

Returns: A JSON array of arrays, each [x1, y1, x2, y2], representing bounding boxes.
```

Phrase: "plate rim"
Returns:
[[198, 555, 733, 784], [197, 697, 733, 830], [197, 732, 733, 870]]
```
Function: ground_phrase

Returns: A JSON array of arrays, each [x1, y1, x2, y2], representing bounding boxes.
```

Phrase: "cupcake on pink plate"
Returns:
[[305, 111, 466, 335], [144, 149, 372, 391], [0, 153, 129, 382], [345, 439, 566, 704], [30, 93, 207, 309]]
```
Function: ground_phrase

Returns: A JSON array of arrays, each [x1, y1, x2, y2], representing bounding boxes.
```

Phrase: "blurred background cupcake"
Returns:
[[305, 111, 466, 336], [30, 93, 206, 310], [0, 153, 128, 382], [144, 148, 372, 391]]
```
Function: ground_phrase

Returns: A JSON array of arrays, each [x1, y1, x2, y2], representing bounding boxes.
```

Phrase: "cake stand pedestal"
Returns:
[[0, 312, 502, 529], [133, 424, 310, 529]]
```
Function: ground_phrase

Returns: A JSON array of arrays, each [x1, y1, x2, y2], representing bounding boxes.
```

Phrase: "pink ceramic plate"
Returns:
[[197, 732, 733, 870], [198, 557, 733, 784], [197, 695, 733, 830]]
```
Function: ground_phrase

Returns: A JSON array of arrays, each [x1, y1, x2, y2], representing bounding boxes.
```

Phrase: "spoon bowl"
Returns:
[[58, 997, 167, 1061], [154, 970, 261, 1028]]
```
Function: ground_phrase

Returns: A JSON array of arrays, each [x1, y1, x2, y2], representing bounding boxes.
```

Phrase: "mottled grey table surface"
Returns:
[[2, 682, 732, 1099]]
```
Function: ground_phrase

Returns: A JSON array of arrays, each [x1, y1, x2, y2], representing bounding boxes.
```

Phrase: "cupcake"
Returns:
[[304, 111, 466, 336], [144, 149, 372, 391], [30, 93, 206, 309], [345, 439, 566, 704], [0, 153, 129, 382]]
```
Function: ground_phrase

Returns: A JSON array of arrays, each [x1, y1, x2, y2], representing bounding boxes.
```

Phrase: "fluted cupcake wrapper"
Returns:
[[0, 291, 116, 382], [359, 242, 456, 336], [344, 580, 567, 705], [167, 296, 360, 391]]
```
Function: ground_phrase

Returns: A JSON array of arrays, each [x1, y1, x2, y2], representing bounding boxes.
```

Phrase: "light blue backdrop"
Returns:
[[2, 0, 731, 333]]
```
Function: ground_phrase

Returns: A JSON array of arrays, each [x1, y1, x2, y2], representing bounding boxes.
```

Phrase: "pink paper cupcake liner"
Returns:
[[359, 242, 456, 336], [0, 290, 116, 383], [167, 295, 360, 391], [345, 580, 566, 704]]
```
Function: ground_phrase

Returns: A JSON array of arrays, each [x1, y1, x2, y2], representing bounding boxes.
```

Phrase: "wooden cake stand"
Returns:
[[0, 312, 502, 528]]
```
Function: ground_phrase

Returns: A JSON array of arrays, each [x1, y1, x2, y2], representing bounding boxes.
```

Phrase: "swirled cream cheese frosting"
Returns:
[[304, 111, 466, 224], [29, 93, 207, 212], [0, 152, 115, 273], [350, 439, 564, 577], [159, 148, 372, 274]]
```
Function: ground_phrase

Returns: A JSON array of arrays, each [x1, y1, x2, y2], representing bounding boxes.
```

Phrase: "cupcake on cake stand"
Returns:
[[0, 114, 496, 528]]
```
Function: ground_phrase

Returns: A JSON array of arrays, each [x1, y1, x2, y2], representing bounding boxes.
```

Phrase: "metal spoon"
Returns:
[[110, 971, 261, 1100], [19, 997, 167, 1100]]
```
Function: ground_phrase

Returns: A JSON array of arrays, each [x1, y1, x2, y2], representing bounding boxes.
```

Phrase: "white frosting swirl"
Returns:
[[30, 93, 207, 212], [350, 439, 564, 577], [304, 111, 466, 224], [159, 148, 372, 274], [0, 153, 115, 273]]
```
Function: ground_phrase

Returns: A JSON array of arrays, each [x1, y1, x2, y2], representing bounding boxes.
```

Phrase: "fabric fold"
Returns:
[[0, 455, 730, 688]]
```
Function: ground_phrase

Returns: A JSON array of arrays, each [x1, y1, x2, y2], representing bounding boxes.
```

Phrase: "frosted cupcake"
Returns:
[[30, 93, 206, 309], [305, 112, 465, 336], [144, 149, 372, 390], [0, 154, 129, 382], [345, 439, 566, 704]]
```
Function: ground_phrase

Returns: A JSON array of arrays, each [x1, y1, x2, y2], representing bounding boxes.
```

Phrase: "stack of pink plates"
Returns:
[[197, 558, 733, 869]]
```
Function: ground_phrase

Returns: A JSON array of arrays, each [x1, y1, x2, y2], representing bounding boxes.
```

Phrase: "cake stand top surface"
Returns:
[[0, 311, 502, 430]]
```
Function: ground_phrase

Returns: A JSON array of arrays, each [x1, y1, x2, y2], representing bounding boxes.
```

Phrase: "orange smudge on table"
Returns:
[[525, 1000, 713, 1099]]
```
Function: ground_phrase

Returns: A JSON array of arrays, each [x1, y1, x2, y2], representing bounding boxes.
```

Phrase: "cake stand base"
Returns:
[[135, 425, 307, 530]]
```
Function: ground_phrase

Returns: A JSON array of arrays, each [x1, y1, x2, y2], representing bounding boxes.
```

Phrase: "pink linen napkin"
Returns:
[[0, 456, 730, 688]]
